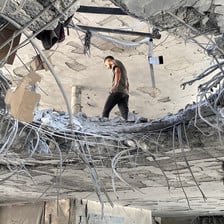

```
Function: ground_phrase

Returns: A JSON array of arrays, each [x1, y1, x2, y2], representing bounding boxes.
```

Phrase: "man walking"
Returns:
[[102, 56, 129, 120]]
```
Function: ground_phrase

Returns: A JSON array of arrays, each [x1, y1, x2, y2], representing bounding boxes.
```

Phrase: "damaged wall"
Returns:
[[0, 0, 80, 31], [0, 199, 152, 224], [111, 0, 224, 34], [0, 96, 223, 216]]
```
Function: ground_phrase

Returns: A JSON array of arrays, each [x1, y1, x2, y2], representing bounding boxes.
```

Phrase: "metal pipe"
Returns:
[[148, 39, 156, 88], [73, 24, 161, 39]]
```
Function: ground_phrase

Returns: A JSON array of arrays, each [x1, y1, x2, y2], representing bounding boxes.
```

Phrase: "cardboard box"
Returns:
[[5, 72, 41, 122]]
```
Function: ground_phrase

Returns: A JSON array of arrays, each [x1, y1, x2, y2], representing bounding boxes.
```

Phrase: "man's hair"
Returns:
[[104, 55, 114, 62]]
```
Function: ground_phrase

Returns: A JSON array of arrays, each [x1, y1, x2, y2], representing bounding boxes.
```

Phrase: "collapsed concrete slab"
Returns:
[[0, 86, 223, 216], [0, 198, 152, 224], [111, 0, 224, 55], [111, 0, 223, 32], [0, 0, 80, 31]]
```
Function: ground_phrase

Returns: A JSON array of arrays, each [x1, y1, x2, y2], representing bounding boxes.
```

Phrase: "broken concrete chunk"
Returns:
[[0, 23, 21, 65], [67, 41, 84, 54], [25, 72, 41, 85]]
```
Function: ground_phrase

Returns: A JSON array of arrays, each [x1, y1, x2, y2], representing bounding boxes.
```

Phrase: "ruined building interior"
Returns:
[[0, 0, 224, 223]]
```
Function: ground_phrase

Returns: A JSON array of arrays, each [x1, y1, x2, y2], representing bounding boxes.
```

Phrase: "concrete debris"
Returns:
[[0, 23, 21, 65], [0, 85, 223, 216], [34, 109, 82, 131], [13, 51, 52, 77], [0, 0, 80, 31], [1, 0, 224, 217], [137, 87, 161, 98], [65, 61, 87, 71], [111, 0, 224, 46], [30, 95, 218, 140]]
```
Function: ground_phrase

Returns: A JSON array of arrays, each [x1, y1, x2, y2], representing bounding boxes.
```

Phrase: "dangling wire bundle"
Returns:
[[83, 30, 92, 55]]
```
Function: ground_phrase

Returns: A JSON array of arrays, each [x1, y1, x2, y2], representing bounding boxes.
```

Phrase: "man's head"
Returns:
[[104, 55, 114, 69]]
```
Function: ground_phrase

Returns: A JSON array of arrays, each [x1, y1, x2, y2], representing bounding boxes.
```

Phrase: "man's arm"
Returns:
[[110, 67, 121, 93]]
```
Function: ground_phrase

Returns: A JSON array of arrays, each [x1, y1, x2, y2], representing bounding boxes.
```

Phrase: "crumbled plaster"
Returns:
[[1, 0, 224, 218], [2, 0, 224, 51], [0, 101, 223, 216], [0, 0, 80, 31], [111, 0, 224, 34]]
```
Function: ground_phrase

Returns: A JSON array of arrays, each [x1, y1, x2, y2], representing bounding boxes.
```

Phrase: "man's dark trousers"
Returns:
[[102, 92, 129, 120]]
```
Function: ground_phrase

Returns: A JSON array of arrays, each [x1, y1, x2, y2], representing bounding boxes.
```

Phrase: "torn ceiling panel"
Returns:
[[111, 0, 224, 34]]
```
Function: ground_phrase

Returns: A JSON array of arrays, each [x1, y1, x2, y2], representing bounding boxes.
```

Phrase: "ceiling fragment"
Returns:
[[111, 0, 224, 36]]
